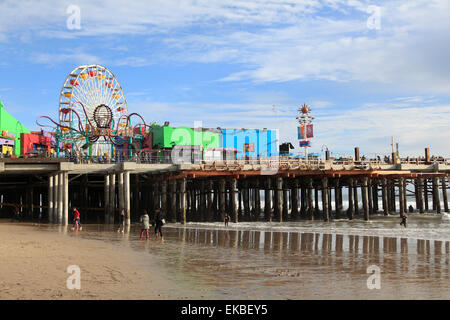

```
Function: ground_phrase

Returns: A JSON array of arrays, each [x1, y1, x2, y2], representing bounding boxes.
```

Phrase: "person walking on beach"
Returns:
[[72, 207, 82, 231], [139, 210, 150, 240], [400, 212, 408, 228], [117, 209, 125, 233], [154, 208, 164, 240], [224, 213, 230, 227]]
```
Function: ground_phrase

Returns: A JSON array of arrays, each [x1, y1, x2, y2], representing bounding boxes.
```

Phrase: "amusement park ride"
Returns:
[[37, 65, 152, 157]]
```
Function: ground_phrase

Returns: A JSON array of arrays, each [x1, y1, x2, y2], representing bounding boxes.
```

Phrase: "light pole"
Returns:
[[296, 103, 314, 161]]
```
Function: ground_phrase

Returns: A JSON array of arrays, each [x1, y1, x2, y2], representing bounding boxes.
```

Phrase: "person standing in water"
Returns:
[[71, 207, 82, 231], [400, 212, 408, 228], [139, 210, 150, 240], [224, 213, 230, 227], [117, 209, 125, 233], [154, 208, 164, 240]]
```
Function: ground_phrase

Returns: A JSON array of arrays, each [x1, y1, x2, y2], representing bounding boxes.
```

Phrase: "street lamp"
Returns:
[[296, 103, 314, 161]]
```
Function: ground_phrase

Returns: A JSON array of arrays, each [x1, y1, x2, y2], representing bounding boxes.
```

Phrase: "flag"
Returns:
[[243, 143, 255, 153], [299, 140, 310, 147], [297, 125, 306, 140], [306, 124, 313, 138]]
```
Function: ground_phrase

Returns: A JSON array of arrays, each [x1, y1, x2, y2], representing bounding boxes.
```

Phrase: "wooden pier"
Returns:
[[0, 158, 449, 224]]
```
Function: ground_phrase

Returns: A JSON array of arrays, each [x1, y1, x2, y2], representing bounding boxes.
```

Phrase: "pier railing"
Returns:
[[4, 153, 450, 171]]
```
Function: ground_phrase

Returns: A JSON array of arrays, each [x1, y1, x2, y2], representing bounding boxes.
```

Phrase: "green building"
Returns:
[[151, 124, 220, 150], [0, 101, 30, 156]]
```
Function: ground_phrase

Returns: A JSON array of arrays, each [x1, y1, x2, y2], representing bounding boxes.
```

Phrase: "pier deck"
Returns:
[[0, 159, 449, 224]]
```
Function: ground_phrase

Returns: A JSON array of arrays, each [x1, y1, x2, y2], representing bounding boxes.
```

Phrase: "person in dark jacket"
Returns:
[[400, 212, 408, 228], [117, 209, 125, 233], [154, 208, 164, 240]]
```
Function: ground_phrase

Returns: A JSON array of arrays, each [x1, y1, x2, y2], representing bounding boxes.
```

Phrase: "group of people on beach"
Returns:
[[135, 208, 165, 240], [70, 206, 165, 240]]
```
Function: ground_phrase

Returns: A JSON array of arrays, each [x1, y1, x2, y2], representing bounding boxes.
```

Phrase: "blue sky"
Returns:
[[0, 0, 449, 157]]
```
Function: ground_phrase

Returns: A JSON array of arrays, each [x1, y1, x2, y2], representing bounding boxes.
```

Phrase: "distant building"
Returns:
[[221, 128, 278, 159], [151, 124, 220, 150], [0, 101, 30, 156]]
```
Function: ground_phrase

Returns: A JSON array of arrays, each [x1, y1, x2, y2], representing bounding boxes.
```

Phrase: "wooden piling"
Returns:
[[424, 178, 429, 211], [334, 180, 341, 219], [276, 177, 283, 222], [442, 177, 448, 213], [434, 177, 441, 214], [161, 180, 168, 220], [381, 178, 389, 216], [104, 174, 110, 223], [367, 178, 373, 215], [124, 171, 130, 225], [58, 172, 63, 224], [390, 180, 396, 213], [264, 177, 272, 222], [219, 179, 226, 221], [118, 172, 124, 217], [322, 177, 329, 221], [48, 174, 54, 223], [418, 177, 425, 213], [353, 179, 359, 216], [255, 179, 261, 221], [243, 179, 250, 219], [314, 187, 320, 218], [307, 178, 314, 220], [169, 180, 177, 222], [109, 173, 116, 224], [180, 178, 187, 224], [403, 178, 407, 213], [399, 178, 405, 216], [372, 179, 379, 213], [291, 179, 299, 220], [348, 178, 354, 219], [231, 178, 238, 223], [282, 180, 289, 221], [432, 178, 437, 211], [362, 177, 369, 221], [53, 173, 59, 223], [300, 183, 306, 218]]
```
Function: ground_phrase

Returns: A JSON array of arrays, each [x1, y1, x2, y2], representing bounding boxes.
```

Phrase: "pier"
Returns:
[[1, 156, 449, 224]]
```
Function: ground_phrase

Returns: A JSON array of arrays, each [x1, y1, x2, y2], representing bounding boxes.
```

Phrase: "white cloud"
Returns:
[[127, 96, 450, 157], [31, 51, 102, 66], [2, 0, 449, 92]]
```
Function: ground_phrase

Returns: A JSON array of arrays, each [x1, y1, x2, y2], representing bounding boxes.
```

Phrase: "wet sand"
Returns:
[[2, 215, 450, 299], [0, 222, 203, 300]]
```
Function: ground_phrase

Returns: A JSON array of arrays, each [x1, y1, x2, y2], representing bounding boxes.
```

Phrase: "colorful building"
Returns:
[[151, 125, 220, 150], [20, 132, 52, 155], [0, 101, 31, 156]]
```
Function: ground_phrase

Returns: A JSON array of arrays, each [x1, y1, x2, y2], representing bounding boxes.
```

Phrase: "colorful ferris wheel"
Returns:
[[58, 64, 128, 153]]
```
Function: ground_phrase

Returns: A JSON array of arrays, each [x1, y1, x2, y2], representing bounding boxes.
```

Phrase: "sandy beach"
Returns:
[[1, 216, 450, 300], [0, 222, 201, 300]]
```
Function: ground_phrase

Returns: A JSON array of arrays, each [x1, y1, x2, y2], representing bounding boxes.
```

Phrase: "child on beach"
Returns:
[[224, 213, 230, 227], [72, 207, 82, 231], [140, 210, 150, 240], [400, 212, 407, 228]]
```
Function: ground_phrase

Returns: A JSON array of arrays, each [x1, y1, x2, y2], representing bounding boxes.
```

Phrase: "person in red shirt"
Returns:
[[72, 207, 83, 231]]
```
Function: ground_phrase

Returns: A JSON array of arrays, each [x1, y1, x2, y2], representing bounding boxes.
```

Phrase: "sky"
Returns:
[[0, 0, 449, 158]]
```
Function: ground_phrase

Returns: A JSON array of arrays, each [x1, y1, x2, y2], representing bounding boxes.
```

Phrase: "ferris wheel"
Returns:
[[58, 64, 128, 154]]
